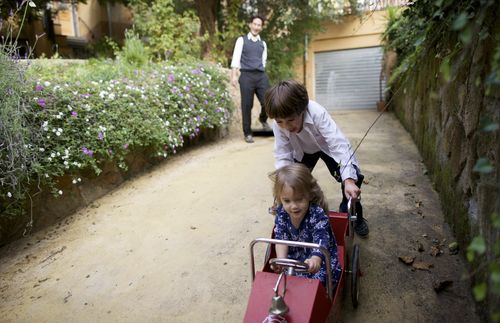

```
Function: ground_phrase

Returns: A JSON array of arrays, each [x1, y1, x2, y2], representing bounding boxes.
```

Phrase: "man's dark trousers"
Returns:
[[298, 151, 364, 223], [239, 70, 269, 136]]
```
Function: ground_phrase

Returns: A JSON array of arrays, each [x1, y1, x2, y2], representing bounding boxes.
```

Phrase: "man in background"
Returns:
[[231, 14, 271, 143]]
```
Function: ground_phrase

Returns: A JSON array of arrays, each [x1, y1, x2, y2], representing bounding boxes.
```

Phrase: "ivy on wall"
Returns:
[[383, 0, 499, 321]]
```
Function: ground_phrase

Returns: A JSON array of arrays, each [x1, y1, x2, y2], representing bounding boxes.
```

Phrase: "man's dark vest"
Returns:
[[240, 35, 265, 72]]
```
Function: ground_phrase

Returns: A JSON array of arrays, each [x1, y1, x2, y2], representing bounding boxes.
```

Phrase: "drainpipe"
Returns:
[[303, 34, 308, 87], [106, 2, 112, 38], [71, 0, 80, 37]]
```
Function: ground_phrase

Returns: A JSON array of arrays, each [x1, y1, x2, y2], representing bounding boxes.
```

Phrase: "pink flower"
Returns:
[[81, 147, 94, 156], [37, 99, 46, 107], [71, 111, 78, 118]]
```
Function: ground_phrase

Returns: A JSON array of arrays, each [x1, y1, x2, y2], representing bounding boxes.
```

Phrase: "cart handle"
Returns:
[[249, 238, 334, 301], [347, 197, 357, 222]]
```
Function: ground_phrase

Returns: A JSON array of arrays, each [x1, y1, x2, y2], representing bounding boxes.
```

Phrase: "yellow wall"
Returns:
[[296, 11, 389, 99]]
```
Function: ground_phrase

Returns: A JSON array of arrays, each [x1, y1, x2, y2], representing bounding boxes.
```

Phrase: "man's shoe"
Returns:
[[354, 218, 369, 237], [244, 135, 254, 143], [261, 121, 272, 132]]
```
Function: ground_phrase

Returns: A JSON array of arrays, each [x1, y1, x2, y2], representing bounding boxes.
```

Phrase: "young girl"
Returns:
[[270, 163, 342, 288]]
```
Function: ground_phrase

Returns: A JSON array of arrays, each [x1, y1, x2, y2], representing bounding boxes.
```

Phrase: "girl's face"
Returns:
[[280, 184, 309, 225], [275, 112, 304, 133]]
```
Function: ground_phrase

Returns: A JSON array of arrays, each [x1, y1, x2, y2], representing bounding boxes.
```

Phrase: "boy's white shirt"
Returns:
[[272, 100, 359, 182]]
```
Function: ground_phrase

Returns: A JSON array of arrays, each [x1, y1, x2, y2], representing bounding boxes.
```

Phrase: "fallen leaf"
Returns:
[[418, 242, 425, 252], [412, 262, 433, 271], [448, 242, 459, 255], [430, 245, 442, 257], [190, 226, 197, 230], [398, 255, 415, 265]]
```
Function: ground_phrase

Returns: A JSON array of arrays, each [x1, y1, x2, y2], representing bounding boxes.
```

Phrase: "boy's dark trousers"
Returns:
[[297, 151, 364, 222], [239, 70, 269, 136]]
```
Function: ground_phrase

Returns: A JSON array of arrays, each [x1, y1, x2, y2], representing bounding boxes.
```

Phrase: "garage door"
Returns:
[[315, 46, 385, 111]]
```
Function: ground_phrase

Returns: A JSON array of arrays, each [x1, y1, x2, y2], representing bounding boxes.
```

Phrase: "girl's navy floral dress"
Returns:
[[274, 203, 342, 289]]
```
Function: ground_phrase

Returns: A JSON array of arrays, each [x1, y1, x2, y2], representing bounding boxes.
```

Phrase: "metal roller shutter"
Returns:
[[315, 46, 385, 111]]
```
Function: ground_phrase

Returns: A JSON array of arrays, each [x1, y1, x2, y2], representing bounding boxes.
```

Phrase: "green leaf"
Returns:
[[473, 158, 494, 174], [467, 249, 475, 262], [468, 236, 486, 254], [493, 212, 500, 229], [473, 282, 487, 301], [479, 28, 490, 40], [440, 57, 451, 82], [452, 12, 468, 30], [490, 263, 500, 283], [494, 239, 500, 257], [482, 121, 499, 132], [459, 26, 473, 45]]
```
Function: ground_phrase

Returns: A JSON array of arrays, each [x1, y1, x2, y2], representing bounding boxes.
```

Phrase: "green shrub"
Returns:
[[130, 0, 205, 61], [0, 58, 233, 219]]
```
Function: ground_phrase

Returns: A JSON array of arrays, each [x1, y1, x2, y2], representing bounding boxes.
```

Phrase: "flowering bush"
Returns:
[[0, 58, 233, 218]]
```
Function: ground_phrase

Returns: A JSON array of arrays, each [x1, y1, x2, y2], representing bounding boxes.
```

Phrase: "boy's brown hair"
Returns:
[[264, 80, 309, 119]]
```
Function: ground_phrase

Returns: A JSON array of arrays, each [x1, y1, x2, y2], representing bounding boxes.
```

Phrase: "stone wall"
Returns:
[[390, 22, 499, 319]]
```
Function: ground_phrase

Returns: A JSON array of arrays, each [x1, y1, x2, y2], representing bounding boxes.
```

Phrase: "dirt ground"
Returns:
[[0, 107, 480, 322]]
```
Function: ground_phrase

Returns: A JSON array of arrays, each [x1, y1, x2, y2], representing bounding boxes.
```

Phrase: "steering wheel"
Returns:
[[269, 258, 309, 273]]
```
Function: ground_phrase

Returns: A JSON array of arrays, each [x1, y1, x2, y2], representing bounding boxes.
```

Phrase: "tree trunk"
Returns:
[[195, 0, 218, 59]]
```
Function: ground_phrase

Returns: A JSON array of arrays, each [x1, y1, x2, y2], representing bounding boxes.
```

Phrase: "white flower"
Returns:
[[64, 161, 68, 165], [58, 190, 63, 195], [39, 148, 45, 152], [51, 152, 56, 158], [68, 105, 73, 111], [56, 131, 61, 136], [48, 157, 52, 161], [44, 81, 51, 87], [77, 178, 81, 182], [45, 174, 49, 178], [7, 192, 12, 198]]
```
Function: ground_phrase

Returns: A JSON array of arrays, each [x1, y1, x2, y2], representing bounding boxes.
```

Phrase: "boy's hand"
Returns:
[[344, 178, 361, 200], [305, 256, 322, 273]]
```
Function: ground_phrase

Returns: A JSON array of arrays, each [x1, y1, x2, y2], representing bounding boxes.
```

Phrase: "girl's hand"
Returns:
[[344, 179, 361, 200], [305, 256, 322, 273]]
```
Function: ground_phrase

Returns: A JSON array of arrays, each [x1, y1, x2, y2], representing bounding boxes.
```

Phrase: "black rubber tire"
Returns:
[[351, 244, 360, 308]]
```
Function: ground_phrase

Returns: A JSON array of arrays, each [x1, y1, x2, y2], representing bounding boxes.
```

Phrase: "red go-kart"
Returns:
[[244, 200, 361, 323]]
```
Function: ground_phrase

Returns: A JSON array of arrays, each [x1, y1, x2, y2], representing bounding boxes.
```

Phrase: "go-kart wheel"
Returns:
[[351, 244, 360, 308], [269, 258, 309, 273]]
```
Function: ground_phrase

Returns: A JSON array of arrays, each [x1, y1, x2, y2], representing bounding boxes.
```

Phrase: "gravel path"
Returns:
[[0, 109, 479, 322]]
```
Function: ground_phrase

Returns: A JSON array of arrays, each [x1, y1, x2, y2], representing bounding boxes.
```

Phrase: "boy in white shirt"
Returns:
[[265, 80, 369, 237]]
